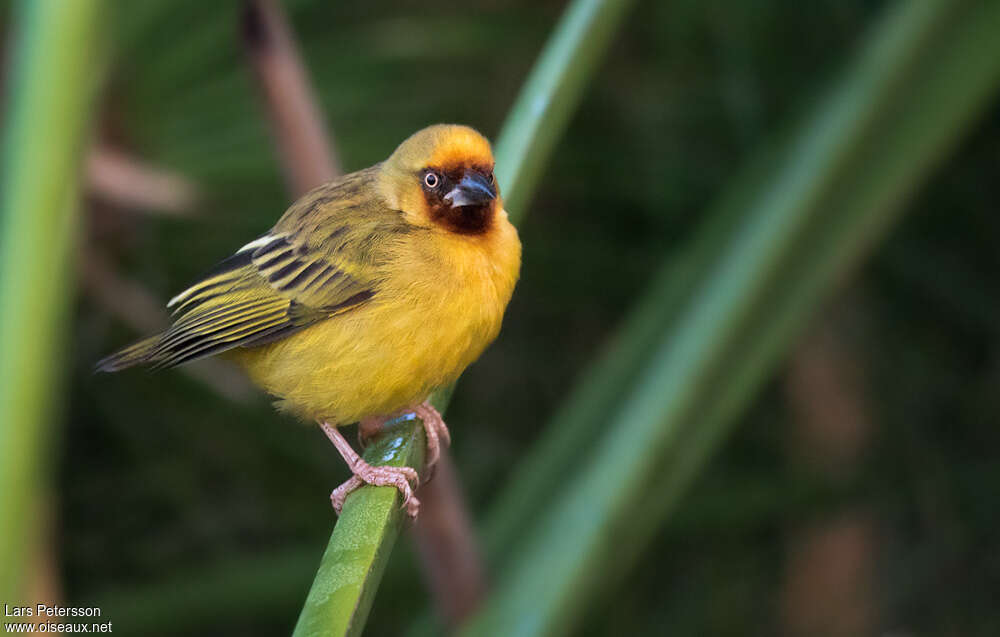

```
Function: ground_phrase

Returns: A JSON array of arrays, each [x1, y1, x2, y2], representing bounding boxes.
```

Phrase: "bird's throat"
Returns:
[[429, 202, 495, 236]]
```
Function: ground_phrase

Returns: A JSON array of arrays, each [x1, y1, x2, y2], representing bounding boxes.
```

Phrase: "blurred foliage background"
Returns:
[[1, 0, 998, 635]]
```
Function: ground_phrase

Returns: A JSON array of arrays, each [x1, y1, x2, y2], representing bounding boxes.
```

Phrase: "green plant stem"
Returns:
[[460, 1, 1000, 635], [292, 420, 425, 637], [0, 0, 101, 603], [493, 0, 637, 219]]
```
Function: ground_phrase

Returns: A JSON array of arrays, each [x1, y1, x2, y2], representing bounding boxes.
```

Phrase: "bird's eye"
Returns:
[[423, 172, 440, 189]]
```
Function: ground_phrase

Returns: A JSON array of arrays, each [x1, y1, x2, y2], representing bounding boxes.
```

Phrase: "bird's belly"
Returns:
[[232, 291, 500, 424]]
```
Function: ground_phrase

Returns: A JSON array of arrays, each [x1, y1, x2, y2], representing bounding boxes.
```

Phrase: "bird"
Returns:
[[97, 124, 521, 517]]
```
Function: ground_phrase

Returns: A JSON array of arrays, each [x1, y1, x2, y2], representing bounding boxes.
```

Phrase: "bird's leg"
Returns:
[[358, 415, 386, 448], [321, 421, 421, 518]]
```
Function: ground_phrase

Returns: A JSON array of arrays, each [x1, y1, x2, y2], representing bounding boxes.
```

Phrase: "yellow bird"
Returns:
[[98, 124, 521, 517]]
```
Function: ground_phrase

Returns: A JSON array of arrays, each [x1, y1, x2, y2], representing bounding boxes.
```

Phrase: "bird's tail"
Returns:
[[95, 335, 162, 372]]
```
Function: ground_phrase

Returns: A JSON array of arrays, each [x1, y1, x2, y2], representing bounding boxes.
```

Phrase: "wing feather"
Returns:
[[112, 169, 407, 370]]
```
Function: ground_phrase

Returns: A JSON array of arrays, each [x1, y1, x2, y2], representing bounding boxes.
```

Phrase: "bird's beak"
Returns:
[[444, 172, 497, 208]]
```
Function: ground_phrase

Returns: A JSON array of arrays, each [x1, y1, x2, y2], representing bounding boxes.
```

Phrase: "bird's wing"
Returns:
[[144, 174, 398, 369]]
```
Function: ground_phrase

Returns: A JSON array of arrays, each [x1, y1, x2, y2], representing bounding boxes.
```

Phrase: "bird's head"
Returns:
[[379, 124, 500, 236]]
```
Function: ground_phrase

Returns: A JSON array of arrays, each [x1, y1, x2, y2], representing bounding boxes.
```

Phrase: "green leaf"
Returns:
[[0, 0, 102, 603], [493, 0, 638, 220], [460, 1, 1000, 635]]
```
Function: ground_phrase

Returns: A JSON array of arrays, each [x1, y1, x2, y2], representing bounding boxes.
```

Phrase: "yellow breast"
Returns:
[[230, 209, 520, 424]]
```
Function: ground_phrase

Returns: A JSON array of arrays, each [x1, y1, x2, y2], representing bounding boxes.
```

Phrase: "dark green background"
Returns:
[[14, 0, 996, 634]]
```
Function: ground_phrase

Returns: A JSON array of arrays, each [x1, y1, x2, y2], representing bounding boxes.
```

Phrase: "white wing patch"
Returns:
[[237, 234, 283, 253]]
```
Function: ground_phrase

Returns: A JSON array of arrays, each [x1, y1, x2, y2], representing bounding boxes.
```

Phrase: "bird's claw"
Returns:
[[411, 401, 450, 470], [330, 462, 421, 518]]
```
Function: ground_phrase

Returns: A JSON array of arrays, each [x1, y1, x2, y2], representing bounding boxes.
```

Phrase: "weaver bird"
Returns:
[[97, 125, 521, 517]]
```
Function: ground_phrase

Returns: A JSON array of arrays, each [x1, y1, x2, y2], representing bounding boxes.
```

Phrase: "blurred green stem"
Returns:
[[0, 0, 100, 603], [493, 0, 637, 219], [461, 1, 1000, 635]]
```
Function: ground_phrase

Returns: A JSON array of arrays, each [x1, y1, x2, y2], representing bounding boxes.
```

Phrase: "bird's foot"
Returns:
[[322, 422, 421, 518], [329, 465, 420, 517]]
